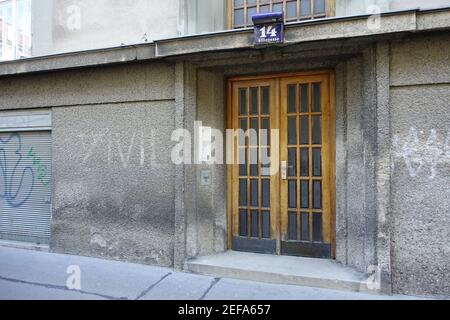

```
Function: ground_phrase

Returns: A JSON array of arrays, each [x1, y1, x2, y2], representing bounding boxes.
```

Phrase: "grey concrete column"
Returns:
[[344, 55, 366, 272], [375, 41, 393, 294], [362, 45, 378, 270], [334, 62, 348, 266], [174, 62, 198, 270]]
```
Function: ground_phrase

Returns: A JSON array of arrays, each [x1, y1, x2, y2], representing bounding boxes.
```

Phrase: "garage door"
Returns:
[[0, 131, 52, 244]]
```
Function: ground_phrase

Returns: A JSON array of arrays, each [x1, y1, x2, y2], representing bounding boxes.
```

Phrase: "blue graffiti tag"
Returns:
[[0, 133, 35, 208]]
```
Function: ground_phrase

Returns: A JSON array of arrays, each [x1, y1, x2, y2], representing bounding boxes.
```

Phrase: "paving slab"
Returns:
[[0, 246, 172, 300], [0, 279, 105, 300], [204, 278, 425, 300], [140, 272, 216, 300]]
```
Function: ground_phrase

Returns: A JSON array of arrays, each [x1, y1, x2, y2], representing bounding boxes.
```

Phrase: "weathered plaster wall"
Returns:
[[191, 69, 227, 257], [0, 61, 178, 267], [51, 101, 176, 266], [335, 51, 377, 273], [374, 41, 393, 295], [0, 62, 175, 110], [174, 62, 198, 269], [389, 33, 450, 297]]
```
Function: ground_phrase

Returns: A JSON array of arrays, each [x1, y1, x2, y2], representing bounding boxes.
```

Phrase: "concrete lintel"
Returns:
[[417, 8, 450, 31], [1, 9, 449, 77], [155, 12, 418, 57], [186, 40, 370, 69], [0, 44, 156, 77], [284, 11, 416, 44]]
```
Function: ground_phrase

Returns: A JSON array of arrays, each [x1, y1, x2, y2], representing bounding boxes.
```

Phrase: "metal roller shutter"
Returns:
[[0, 131, 52, 244]]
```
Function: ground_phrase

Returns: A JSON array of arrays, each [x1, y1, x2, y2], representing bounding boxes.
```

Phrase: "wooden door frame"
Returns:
[[226, 70, 336, 258]]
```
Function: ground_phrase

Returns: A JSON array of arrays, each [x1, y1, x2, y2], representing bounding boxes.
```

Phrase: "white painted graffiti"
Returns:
[[78, 129, 147, 169], [392, 128, 450, 179]]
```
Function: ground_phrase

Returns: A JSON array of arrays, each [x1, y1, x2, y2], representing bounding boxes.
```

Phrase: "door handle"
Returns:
[[281, 161, 287, 180]]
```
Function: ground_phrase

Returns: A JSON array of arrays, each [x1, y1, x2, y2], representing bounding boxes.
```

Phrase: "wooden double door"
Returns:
[[228, 71, 335, 259]]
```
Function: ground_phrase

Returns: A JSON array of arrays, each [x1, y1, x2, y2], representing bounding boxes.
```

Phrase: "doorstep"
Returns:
[[186, 251, 377, 294]]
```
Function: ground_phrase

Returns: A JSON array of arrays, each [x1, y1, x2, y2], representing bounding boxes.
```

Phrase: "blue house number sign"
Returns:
[[255, 23, 284, 44], [252, 12, 284, 45]]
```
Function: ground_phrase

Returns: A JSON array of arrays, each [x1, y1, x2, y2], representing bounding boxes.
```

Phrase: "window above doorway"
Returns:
[[229, 0, 336, 29]]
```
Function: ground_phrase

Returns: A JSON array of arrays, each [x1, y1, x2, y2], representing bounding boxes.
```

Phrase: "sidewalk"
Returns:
[[0, 246, 423, 300]]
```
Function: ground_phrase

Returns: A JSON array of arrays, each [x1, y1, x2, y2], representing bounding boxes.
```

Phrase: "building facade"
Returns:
[[0, 1, 449, 298], [0, 0, 31, 60]]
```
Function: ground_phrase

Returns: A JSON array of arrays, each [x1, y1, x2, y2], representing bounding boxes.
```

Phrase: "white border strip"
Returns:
[[0, 109, 52, 132]]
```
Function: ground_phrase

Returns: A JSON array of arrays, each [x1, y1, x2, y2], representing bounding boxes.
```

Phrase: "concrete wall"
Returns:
[[335, 52, 377, 273], [389, 33, 450, 297], [1, 29, 449, 297], [51, 101, 176, 266], [0, 61, 178, 267], [0, 63, 174, 110], [187, 69, 227, 258]]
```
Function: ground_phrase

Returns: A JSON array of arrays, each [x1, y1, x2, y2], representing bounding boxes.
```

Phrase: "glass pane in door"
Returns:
[[280, 75, 333, 259], [233, 81, 276, 253]]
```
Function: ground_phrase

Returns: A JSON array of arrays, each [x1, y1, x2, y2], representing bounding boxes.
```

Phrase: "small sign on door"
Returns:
[[200, 170, 211, 186]]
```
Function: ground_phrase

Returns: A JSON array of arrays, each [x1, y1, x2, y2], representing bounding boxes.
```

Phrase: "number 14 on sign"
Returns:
[[260, 25, 278, 38]]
